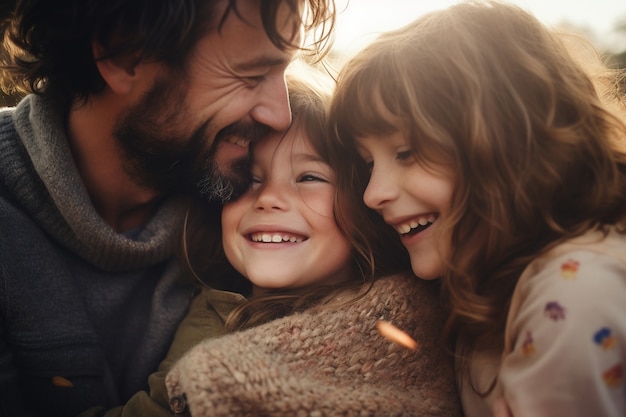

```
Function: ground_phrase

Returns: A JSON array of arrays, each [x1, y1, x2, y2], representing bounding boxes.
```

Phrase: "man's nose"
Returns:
[[249, 74, 292, 132]]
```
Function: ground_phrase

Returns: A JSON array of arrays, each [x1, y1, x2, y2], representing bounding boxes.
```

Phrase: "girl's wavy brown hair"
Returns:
[[330, 0, 626, 382], [183, 67, 409, 331]]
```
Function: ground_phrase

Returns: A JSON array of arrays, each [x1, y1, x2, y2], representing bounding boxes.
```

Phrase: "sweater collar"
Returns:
[[4, 94, 188, 271]]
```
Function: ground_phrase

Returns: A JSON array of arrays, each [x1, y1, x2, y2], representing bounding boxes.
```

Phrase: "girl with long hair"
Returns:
[[329, 2, 626, 416]]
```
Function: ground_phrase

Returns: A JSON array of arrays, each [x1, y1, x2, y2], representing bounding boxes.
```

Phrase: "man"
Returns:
[[0, 0, 335, 415]]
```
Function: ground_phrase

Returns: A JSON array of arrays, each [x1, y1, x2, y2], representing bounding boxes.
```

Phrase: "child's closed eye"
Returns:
[[248, 175, 264, 190], [297, 173, 329, 183]]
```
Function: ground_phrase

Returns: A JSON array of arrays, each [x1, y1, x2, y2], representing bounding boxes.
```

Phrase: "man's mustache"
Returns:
[[216, 121, 272, 144]]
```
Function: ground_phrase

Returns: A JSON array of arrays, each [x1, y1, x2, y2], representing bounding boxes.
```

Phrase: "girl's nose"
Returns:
[[362, 167, 398, 210], [254, 179, 289, 211]]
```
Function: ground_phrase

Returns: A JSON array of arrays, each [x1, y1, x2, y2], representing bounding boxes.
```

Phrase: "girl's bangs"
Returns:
[[335, 66, 401, 143]]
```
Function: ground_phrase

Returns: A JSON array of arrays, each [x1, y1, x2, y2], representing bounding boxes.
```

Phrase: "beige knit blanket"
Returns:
[[166, 273, 462, 416]]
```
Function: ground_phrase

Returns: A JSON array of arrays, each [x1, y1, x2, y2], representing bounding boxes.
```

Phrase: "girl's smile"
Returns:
[[391, 213, 438, 236], [355, 129, 453, 280], [248, 230, 307, 243], [222, 128, 353, 293]]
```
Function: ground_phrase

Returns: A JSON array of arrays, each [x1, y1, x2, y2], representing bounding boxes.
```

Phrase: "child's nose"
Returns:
[[254, 181, 289, 211], [363, 169, 398, 210]]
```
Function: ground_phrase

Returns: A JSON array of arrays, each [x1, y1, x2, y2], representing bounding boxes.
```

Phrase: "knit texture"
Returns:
[[1, 95, 187, 271], [0, 95, 195, 415], [166, 274, 462, 417]]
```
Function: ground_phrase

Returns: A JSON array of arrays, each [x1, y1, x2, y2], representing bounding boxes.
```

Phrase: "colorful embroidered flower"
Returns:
[[603, 363, 624, 387], [560, 259, 580, 279], [522, 331, 535, 356], [544, 301, 566, 321], [594, 327, 617, 350]]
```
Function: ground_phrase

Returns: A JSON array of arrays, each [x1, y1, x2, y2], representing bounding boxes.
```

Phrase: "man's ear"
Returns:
[[93, 41, 138, 95]]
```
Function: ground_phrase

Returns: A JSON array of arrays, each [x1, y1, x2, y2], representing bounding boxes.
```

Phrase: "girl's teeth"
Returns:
[[252, 233, 303, 243], [395, 215, 436, 235]]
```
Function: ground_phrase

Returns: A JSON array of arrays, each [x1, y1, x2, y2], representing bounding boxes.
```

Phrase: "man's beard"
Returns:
[[198, 121, 270, 202], [112, 77, 267, 203], [197, 154, 251, 203]]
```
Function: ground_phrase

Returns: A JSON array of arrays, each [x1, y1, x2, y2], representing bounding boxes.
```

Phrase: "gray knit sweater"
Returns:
[[166, 273, 462, 417], [0, 95, 195, 416]]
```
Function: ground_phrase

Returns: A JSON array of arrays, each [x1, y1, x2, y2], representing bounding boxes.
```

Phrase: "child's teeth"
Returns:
[[394, 215, 437, 235], [251, 233, 304, 243]]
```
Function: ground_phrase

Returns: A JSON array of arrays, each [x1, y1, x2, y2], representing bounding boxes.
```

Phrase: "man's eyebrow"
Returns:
[[232, 55, 290, 72]]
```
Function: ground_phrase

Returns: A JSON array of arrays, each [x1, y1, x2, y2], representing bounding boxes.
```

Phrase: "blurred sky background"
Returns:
[[332, 0, 626, 55]]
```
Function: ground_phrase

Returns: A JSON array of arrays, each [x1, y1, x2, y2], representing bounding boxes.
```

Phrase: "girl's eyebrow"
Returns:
[[291, 152, 326, 164]]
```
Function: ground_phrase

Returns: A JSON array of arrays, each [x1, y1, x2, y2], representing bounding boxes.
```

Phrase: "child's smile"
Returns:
[[221, 129, 353, 293], [249, 231, 307, 243], [355, 129, 453, 280], [392, 213, 438, 236]]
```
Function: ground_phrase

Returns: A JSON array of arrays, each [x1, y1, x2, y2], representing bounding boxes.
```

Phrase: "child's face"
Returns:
[[355, 130, 454, 280], [221, 128, 353, 295]]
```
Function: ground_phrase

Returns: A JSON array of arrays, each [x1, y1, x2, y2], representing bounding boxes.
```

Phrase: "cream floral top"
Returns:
[[462, 227, 626, 417]]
